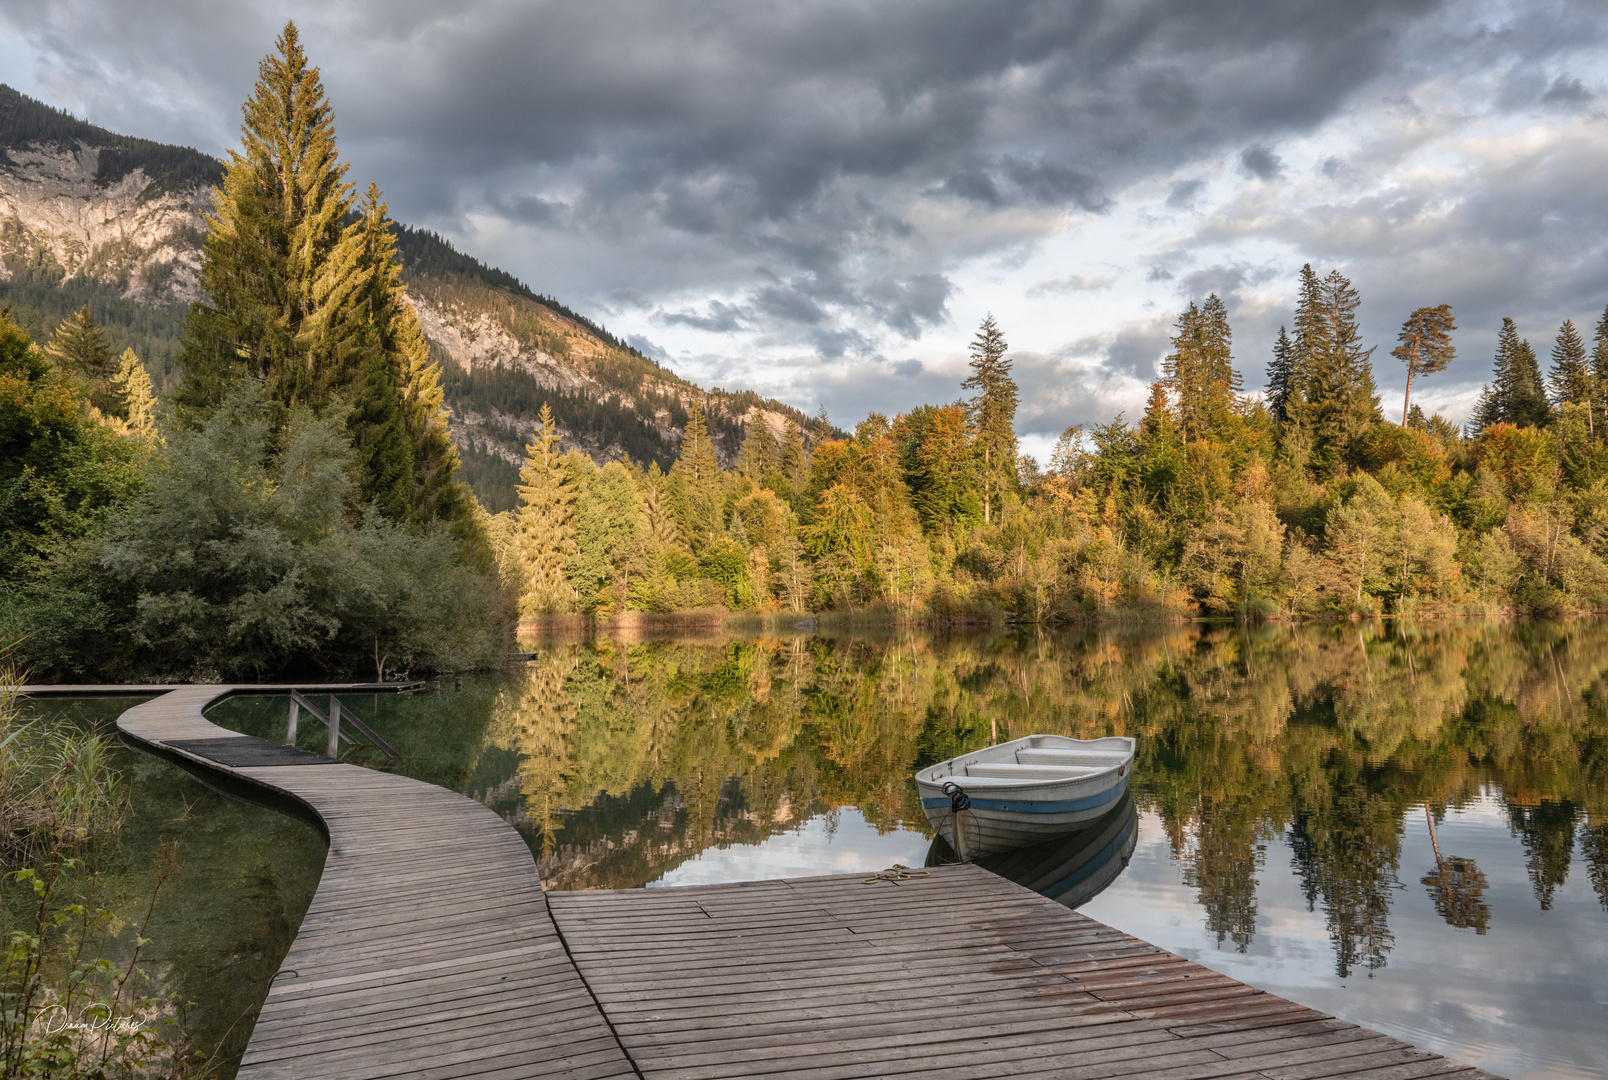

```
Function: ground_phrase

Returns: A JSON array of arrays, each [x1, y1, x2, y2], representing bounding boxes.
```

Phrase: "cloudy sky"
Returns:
[[4, 0, 1607, 457]]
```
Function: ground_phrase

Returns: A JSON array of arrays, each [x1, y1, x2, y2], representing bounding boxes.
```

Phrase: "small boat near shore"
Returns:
[[928, 791, 1138, 909], [914, 734, 1135, 858]]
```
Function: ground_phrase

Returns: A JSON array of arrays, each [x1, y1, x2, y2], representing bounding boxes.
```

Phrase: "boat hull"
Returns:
[[914, 734, 1136, 857], [918, 775, 1129, 856]]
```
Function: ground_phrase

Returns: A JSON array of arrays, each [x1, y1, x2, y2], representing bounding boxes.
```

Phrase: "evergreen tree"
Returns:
[[45, 305, 114, 379], [348, 340, 415, 519], [177, 22, 365, 412], [671, 402, 723, 553], [1480, 318, 1549, 430], [910, 403, 980, 533], [514, 404, 577, 615], [1591, 304, 1608, 439], [1164, 295, 1240, 443], [109, 348, 157, 439], [1265, 325, 1296, 423], [961, 313, 1018, 525], [739, 416, 778, 481], [1549, 319, 1592, 435], [1392, 305, 1456, 426], [1466, 383, 1499, 437], [1291, 263, 1328, 402], [1305, 268, 1379, 473], [1511, 336, 1548, 426], [346, 182, 464, 524], [778, 417, 808, 507]]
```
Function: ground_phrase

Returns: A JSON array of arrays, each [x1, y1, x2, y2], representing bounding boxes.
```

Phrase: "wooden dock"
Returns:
[[107, 687, 1501, 1080], [115, 687, 635, 1080]]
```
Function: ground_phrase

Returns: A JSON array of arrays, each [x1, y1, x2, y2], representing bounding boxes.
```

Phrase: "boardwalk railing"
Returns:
[[285, 689, 400, 761]]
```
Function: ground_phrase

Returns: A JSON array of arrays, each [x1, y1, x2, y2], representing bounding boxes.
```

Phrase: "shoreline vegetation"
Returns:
[[10, 24, 1608, 687]]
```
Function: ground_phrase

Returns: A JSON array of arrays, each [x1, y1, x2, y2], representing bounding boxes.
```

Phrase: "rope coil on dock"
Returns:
[[862, 864, 931, 884]]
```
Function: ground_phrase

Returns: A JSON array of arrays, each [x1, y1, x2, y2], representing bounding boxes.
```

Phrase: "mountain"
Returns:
[[0, 84, 837, 512]]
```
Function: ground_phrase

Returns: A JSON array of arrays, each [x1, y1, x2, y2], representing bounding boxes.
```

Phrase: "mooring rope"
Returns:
[[862, 864, 932, 884]]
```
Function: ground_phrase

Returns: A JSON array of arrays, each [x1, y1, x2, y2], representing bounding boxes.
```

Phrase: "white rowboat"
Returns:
[[915, 734, 1136, 858]]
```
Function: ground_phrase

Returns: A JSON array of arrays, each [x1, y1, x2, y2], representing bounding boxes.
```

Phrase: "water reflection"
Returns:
[[9, 697, 325, 1079], [927, 792, 1139, 909], [200, 618, 1608, 1080]]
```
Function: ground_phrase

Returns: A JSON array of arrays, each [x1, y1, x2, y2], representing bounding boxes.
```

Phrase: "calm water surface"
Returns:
[[26, 620, 1608, 1079]]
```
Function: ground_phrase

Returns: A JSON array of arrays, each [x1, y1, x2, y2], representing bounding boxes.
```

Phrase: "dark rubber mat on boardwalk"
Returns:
[[163, 736, 335, 767]]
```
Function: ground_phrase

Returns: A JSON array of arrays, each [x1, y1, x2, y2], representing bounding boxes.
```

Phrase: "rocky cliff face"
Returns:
[[0, 142, 207, 303]]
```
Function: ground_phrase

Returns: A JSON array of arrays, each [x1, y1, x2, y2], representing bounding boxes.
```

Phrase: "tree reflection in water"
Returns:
[[490, 619, 1608, 978], [1422, 806, 1490, 933]]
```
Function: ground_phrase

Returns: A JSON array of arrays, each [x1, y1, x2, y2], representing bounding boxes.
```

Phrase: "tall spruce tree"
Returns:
[[515, 403, 577, 615], [1392, 305, 1456, 426], [110, 348, 157, 438], [779, 417, 808, 506], [175, 24, 465, 527], [1265, 325, 1296, 422], [1304, 268, 1379, 473], [739, 416, 778, 481], [671, 402, 723, 552], [1549, 319, 1591, 431], [345, 182, 465, 522], [1481, 318, 1549, 430], [962, 313, 1018, 525], [45, 306, 115, 379], [1592, 304, 1608, 440], [1291, 264, 1328, 398], [1165, 294, 1240, 443], [177, 22, 364, 411]]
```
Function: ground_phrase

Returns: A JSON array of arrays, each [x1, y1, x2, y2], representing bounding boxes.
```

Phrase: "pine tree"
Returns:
[[779, 418, 808, 506], [515, 403, 577, 616], [1392, 305, 1456, 426], [1510, 336, 1548, 426], [110, 348, 157, 439], [1265, 325, 1295, 423], [1549, 319, 1591, 433], [1591, 304, 1608, 440], [176, 21, 364, 411], [671, 402, 723, 552], [1305, 268, 1379, 473], [1482, 318, 1549, 430], [346, 182, 464, 523], [348, 339, 415, 519], [739, 416, 778, 481], [961, 313, 1018, 525], [1291, 264, 1328, 400], [1467, 384, 1499, 437], [45, 306, 114, 379], [1165, 294, 1240, 443]]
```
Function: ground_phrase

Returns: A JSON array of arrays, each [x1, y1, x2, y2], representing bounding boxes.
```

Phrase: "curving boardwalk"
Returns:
[[116, 687, 637, 1080], [107, 687, 1501, 1080]]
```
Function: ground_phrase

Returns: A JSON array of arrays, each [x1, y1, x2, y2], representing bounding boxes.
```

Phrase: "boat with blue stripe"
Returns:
[[914, 734, 1136, 858]]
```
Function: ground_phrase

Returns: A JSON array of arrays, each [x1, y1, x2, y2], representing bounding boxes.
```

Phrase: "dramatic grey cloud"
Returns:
[[3, 0, 1606, 437]]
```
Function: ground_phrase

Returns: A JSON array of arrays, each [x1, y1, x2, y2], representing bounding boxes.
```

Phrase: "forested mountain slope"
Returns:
[[0, 84, 835, 511]]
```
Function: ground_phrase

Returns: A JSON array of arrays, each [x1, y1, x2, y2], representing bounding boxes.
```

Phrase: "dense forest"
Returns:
[[496, 268, 1608, 623]]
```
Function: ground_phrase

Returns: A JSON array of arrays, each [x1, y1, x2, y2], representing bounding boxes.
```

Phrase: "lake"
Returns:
[[18, 619, 1608, 1079]]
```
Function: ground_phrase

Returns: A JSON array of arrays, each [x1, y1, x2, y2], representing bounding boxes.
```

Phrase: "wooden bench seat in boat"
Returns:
[[963, 762, 1108, 780], [1015, 747, 1130, 766]]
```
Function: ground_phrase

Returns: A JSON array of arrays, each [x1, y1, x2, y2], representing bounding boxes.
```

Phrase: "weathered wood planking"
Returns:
[[113, 686, 1505, 1080], [549, 866, 1505, 1080], [116, 687, 637, 1080]]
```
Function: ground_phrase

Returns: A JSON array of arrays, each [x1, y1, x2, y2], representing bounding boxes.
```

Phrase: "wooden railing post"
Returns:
[[327, 696, 341, 759], [286, 697, 300, 747]]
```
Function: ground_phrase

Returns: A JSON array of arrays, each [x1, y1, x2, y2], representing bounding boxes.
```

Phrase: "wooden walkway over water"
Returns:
[[99, 686, 1501, 1080]]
